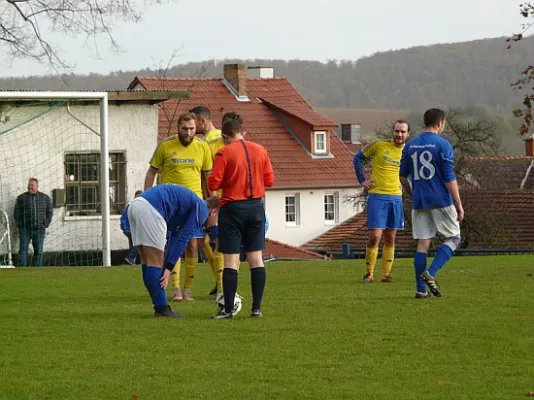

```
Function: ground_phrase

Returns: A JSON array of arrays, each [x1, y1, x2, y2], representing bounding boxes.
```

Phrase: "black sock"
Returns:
[[222, 268, 238, 314], [250, 267, 266, 311]]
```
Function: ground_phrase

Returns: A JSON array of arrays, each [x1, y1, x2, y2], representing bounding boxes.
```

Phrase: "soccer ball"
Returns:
[[216, 292, 243, 316]]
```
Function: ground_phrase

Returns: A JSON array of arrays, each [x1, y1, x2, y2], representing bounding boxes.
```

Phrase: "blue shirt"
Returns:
[[140, 184, 209, 267], [399, 132, 456, 210]]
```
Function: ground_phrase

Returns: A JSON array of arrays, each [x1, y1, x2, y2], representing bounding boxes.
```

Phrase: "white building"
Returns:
[[0, 91, 175, 265]]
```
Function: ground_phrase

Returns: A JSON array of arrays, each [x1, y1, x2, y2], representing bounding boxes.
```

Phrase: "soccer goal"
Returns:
[[0, 91, 111, 267]]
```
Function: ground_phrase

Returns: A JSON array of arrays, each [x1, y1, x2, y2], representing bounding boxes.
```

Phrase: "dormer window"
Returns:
[[314, 131, 327, 154]]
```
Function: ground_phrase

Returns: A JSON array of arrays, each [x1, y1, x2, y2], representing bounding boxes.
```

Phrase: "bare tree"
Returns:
[[508, 2, 534, 134], [150, 52, 214, 138], [0, 0, 177, 72]]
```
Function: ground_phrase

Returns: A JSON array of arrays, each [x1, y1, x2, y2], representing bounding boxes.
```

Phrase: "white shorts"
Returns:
[[127, 197, 167, 250], [412, 205, 461, 240]]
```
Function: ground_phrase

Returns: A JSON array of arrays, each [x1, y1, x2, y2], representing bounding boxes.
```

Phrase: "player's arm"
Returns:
[[144, 166, 158, 191], [399, 150, 412, 197], [208, 151, 226, 192], [163, 213, 198, 270], [202, 143, 216, 197], [144, 145, 164, 190], [441, 143, 464, 221], [353, 142, 376, 189]]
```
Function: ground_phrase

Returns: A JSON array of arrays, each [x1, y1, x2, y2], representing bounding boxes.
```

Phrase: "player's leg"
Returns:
[[363, 195, 386, 283], [426, 205, 462, 279], [183, 239, 199, 300], [243, 200, 267, 317], [169, 228, 182, 301], [412, 209, 437, 297], [380, 197, 404, 282], [204, 209, 223, 296], [212, 203, 243, 319], [381, 229, 396, 282], [129, 198, 184, 317], [205, 225, 223, 297]]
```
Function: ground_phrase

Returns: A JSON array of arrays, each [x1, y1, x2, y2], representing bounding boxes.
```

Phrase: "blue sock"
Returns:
[[414, 252, 427, 293], [428, 245, 454, 277], [142, 265, 168, 309]]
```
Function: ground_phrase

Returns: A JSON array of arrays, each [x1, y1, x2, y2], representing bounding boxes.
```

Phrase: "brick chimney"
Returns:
[[224, 64, 247, 97], [525, 134, 534, 156]]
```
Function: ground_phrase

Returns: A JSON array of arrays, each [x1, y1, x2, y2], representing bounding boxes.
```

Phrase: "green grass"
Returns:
[[1, 256, 533, 400]]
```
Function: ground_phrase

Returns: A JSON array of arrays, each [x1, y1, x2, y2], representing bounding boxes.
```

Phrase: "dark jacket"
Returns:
[[14, 191, 53, 230]]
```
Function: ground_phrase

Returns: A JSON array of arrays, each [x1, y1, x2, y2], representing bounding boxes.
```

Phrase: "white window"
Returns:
[[285, 194, 301, 226], [324, 192, 339, 225], [314, 131, 327, 154]]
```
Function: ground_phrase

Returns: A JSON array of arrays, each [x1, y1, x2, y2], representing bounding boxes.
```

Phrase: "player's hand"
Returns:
[[361, 180, 376, 190], [455, 204, 464, 222], [160, 268, 171, 288]]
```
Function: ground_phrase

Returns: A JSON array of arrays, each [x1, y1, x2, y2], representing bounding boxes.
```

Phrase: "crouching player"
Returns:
[[399, 108, 464, 298], [128, 184, 219, 317]]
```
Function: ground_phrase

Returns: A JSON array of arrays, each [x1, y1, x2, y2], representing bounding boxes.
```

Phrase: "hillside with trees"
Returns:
[[0, 35, 529, 113]]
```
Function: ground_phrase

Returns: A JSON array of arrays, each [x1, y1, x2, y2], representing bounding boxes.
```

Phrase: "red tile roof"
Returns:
[[304, 190, 534, 253], [461, 156, 534, 189], [128, 76, 357, 189], [263, 238, 328, 260]]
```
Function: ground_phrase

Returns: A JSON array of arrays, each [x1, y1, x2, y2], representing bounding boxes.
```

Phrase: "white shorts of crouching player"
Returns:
[[412, 205, 461, 249], [127, 197, 167, 250]]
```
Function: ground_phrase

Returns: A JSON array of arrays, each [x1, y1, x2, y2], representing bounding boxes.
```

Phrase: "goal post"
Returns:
[[0, 91, 111, 267]]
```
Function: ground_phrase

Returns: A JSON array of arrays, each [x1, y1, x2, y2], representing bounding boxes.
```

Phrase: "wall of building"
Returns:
[[0, 102, 159, 259], [265, 187, 362, 247]]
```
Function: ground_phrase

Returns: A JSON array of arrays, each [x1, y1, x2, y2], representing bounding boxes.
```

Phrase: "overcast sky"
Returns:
[[0, 0, 525, 77]]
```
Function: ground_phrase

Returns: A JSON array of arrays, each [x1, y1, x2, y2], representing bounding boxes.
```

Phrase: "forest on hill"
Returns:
[[0, 35, 530, 114], [0, 35, 530, 154]]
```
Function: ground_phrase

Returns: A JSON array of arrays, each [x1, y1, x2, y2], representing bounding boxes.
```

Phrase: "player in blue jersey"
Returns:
[[399, 108, 464, 298], [127, 184, 219, 317]]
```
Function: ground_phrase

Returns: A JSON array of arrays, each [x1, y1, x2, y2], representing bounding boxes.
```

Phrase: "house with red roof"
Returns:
[[127, 64, 362, 247]]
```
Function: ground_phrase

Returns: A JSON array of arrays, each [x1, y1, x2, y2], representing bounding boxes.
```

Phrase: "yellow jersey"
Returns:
[[361, 140, 404, 196], [150, 136, 212, 198], [205, 129, 222, 143], [205, 130, 225, 197]]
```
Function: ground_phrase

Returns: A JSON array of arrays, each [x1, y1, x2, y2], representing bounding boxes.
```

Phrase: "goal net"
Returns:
[[0, 92, 111, 267]]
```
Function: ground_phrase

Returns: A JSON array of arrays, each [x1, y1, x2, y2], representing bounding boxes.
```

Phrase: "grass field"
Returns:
[[1, 255, 533, 400]]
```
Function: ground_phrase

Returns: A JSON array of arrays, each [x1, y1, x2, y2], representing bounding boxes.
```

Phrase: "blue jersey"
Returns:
[[399, 132, 456, 210], [140, 184, 209, 267]]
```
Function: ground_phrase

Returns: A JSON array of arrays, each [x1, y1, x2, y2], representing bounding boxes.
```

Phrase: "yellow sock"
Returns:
[[212, 251, 224, 293], [203, 242, 214, 265], [382, 245, 395, 276], [171, 258, 181, 288], [365, 246, 379, 276], [184, 257, 198, 289]]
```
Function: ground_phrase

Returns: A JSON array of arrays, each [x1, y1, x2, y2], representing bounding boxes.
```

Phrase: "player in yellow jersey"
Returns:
[[353, 120, 410, 284], [144, 112, 213, 301]]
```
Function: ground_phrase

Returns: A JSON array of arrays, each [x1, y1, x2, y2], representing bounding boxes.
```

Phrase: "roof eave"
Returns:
[[268, 184, 360, 190]]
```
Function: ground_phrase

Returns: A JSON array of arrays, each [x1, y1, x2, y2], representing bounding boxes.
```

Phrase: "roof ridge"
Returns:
[[137, 76, 220, 81], [465, 155, 534, 160]]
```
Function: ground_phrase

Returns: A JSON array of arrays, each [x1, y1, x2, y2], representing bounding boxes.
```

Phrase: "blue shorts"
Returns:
[[366, 194, 404, 230]]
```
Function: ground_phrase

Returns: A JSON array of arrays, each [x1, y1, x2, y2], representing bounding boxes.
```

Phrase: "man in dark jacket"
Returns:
[[14, 178, 53, 266]]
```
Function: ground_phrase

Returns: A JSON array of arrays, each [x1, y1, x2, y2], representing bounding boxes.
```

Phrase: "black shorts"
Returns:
[[218, 199, 265, 254]]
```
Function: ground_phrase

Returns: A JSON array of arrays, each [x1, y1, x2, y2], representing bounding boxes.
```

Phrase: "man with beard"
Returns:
[[144, 112, 213, 301], [353, 120, 411, 285]]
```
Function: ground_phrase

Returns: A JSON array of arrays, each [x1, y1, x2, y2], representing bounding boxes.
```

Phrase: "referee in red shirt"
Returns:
[[208, 119, 274, 318]]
